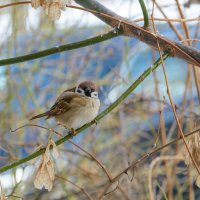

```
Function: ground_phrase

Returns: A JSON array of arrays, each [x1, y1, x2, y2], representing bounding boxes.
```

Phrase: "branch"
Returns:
[[0, 30, 122, 66], [0, 1, 199, 66], [98, 127, 200, 199], [74, 0, 200, 66], [0, 52, 169, 174], [56, 175, 93, 200]]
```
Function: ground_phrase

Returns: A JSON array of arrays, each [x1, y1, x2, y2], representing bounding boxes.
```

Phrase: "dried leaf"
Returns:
[[180, 130, 200, 188], [34, 155, 55, 191], [32, 0, 72, 20], [33, 139, 58, 191], [48, 3, 61, 20], [50, 139, 59, 159], [181, 132, 200, 166], [0, 181, 7, 200], [196, 175, 200, 188], [31, 0, 41, 9], [0, 194, 7, 200]]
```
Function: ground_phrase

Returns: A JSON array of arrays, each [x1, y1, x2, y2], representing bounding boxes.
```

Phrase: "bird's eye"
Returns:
[[77, 89, 83, 93]]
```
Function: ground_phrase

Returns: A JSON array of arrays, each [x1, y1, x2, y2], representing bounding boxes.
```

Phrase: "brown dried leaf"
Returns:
[[0, 195, 7, 200], [48, 3, 61, 20], [50, 139, 59, 159], [181, 132, 200, 166], [34, 155, 55, 191], [31, 0, 41, 9], [33, 139, 59, 191], [31, 0, 46, 8], [196, 175, 200, 188]]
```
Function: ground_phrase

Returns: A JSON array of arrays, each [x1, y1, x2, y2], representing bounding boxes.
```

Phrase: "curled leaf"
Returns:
[[34, 158, 54, 191], [33, 139, 59, 191]]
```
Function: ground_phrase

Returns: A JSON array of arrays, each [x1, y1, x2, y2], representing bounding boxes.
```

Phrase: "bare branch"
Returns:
[[74, 0, 200, 66]]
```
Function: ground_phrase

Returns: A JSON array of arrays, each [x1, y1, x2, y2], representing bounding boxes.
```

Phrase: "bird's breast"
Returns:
[[56, 97, 100, 129]]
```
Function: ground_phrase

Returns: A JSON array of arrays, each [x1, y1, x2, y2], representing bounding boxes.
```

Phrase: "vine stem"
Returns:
[[0, 30, 122, 66], [139, 0, 149, 28]]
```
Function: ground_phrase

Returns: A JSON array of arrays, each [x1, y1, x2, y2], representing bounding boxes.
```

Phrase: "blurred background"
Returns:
[[0, 0, 200, 199]]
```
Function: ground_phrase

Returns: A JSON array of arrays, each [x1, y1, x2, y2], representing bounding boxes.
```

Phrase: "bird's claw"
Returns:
[[94, 119, 98, 125], [69, 128, 76, 136]]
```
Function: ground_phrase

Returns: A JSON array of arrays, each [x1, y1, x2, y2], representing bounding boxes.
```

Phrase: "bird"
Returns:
[[30, 81, 100, 133]]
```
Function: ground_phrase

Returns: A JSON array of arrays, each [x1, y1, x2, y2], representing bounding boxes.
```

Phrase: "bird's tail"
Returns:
[[30, 111, 50, 120]]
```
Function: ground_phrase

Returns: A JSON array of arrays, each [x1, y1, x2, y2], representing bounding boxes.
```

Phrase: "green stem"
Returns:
[[139, 0, 149, 28], [0, 52, 169, 174], [0, 30, 122, 67]]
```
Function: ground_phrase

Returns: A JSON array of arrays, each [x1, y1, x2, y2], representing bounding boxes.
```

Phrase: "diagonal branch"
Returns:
[[0, 52, 169, 174], [74, 0, 200, 66]]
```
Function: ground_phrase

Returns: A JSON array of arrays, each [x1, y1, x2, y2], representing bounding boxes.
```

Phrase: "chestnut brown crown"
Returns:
[[75, 81, 98, 99]]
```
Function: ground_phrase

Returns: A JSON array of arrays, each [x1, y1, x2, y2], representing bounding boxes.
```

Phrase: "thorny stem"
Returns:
[[0, 52, 169, 174]]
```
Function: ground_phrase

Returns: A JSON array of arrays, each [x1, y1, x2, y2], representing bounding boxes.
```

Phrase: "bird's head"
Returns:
[[75, 81, 98, 99]]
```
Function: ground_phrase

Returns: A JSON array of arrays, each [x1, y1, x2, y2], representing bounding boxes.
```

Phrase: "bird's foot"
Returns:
[[94, 119, 98, 125], [69, 128, 76, 136]]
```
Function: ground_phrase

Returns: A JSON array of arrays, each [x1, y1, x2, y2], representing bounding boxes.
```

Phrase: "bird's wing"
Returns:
[[47, 91, 76, 117], [47, 90, 87, 118], [30, 88, 77, 120]]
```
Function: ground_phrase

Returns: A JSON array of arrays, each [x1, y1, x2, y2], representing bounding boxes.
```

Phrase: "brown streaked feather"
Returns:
[[47, 98, 72, 118], [47, 92, 89, 118], [30, 90, 85, 120], [30, 111, 51, 120]]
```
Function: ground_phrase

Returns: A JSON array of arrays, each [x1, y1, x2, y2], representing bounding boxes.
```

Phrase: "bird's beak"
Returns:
[[85, 87, 91, 96]]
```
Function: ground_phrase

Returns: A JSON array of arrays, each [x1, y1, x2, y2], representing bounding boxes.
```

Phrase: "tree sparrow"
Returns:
[[30, 81, 100, 131]]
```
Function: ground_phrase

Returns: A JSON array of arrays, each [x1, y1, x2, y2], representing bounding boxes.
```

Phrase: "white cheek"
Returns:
[[91, 92, 98, 98]]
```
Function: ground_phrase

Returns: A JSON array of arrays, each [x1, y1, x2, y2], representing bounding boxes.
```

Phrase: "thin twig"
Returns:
[[68, 140, 112, 181], [151, 2, 200, 175], [56, 175, 93, 200], [148, 156, 183, 200], [11, 123, 63, 137], [97, 127, 200, 198]]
